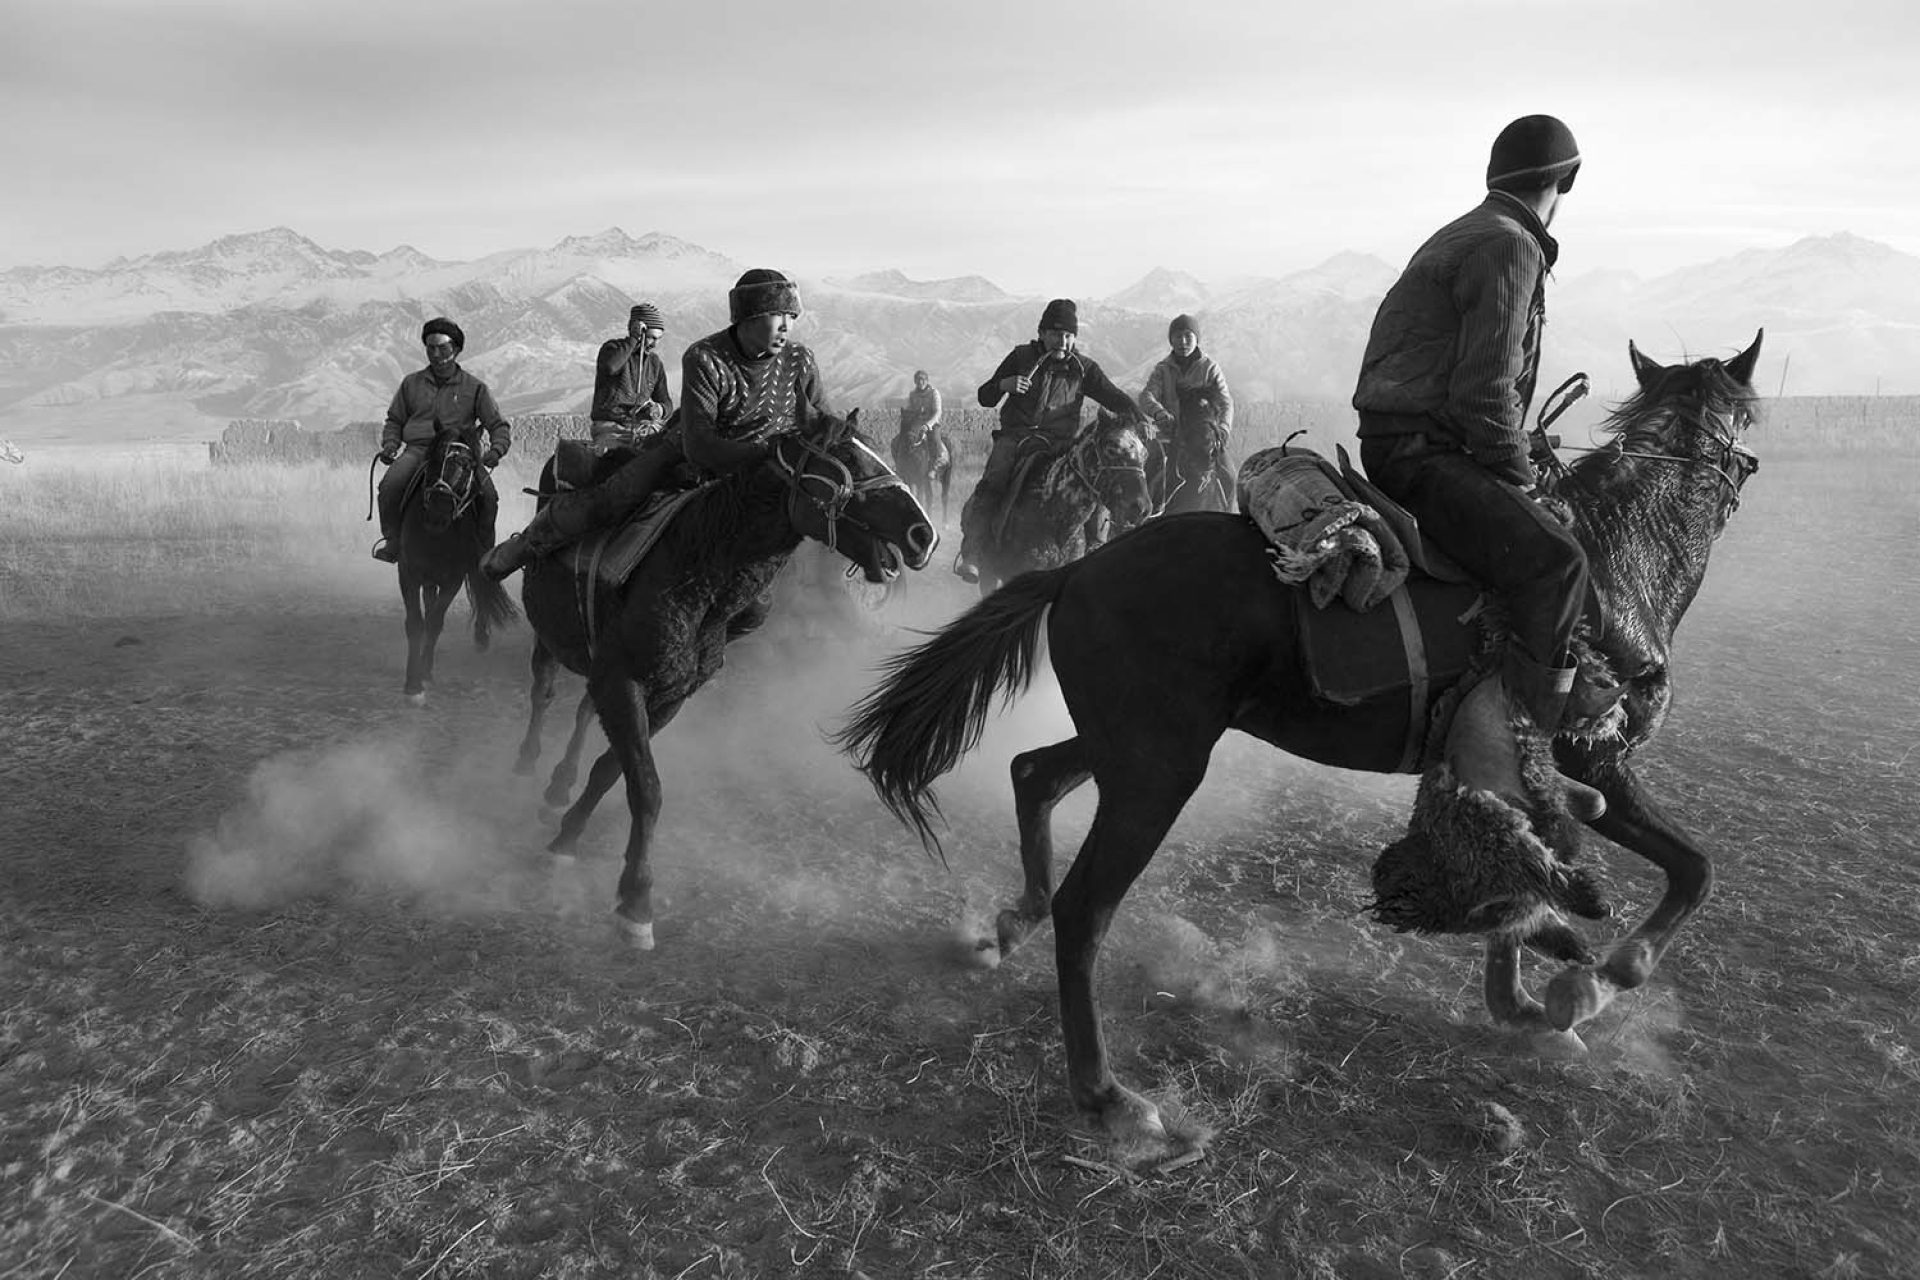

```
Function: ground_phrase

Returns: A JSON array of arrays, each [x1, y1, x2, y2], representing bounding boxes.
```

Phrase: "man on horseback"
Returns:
[[1353, 114, 1621, 739], [372, 317, 510, 562], [481, 268, 831, 580], [954, 299, 1146, 583], [1138, 313, 1234, 444], [589, 302, 673, 453], [896, 368, 945, 457]]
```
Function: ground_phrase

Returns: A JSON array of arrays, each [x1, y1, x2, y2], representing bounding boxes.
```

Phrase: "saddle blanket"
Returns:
[[559, 480, 718, 595]]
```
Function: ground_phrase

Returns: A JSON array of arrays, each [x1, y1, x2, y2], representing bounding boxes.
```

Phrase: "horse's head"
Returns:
[[771, 408, 938, 583], [1076, 413, 1154, 531], [420, 433, 478, 533], [1586, 329, 1763, 528]]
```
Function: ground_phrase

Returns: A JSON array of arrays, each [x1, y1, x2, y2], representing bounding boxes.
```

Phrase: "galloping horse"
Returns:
[[518, 409, 936, 948], [1147, 389, 1234, 516], [839, 334, 1764, 1153], [392, 431, 517, 702], [891, 408, 953, 525], [971, 413, 1153, 596]]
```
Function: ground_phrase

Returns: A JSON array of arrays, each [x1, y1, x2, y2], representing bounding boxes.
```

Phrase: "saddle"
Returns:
[[990, 433, 1064, 545]]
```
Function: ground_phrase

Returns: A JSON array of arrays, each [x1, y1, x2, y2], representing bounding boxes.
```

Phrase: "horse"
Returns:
[[1, 440, 23, 465], [517, 408, 937, 949], [393, 431, 518, 703], [971, 413, 1154, 596], [891, 408, 954, 525], [837, 333, 1765, 1154], [1147, 390, 1234, 516]]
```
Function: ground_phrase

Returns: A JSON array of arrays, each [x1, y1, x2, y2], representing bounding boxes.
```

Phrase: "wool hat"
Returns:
[[729, 268, 802, 324], [421, 316, 464, 351], [1169, 313, 1200, 340], [629, 302, 665, 329], [1487, 115, 1581, 193], [1038, 298, 1078, 335]]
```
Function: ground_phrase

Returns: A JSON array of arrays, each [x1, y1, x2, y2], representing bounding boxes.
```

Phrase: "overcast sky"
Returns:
[[7, 0, 1918, 293]]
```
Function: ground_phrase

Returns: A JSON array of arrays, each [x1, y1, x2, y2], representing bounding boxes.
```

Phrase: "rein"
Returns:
[[1543, 400, 1756, 514], [769, 425, 913, 556]]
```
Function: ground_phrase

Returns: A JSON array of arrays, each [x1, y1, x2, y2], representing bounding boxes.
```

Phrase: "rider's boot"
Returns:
[[1445, 660, 1608, 821], [1503, 649, 1626, 735], [481, 506, 567, 581]]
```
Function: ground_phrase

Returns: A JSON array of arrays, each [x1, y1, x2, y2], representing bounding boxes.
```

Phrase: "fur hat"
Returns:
[[421, 316, 464, 351], [1038, 298, 1078, 335], [729, 268, 802, 324], [629, 302, 665, 330], [1169, 313, 1200, 340], [1487, 114, 1581, 193]]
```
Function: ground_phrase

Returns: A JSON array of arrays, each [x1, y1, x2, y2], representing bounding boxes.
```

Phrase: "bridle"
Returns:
[[1061, 416, 1149, 502], [1537, 388, 1758, 516], [768, 423, 917, 555], [423, 437, 477, 527]]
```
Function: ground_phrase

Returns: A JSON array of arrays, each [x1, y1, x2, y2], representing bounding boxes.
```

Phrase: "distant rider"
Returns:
[[372, 317, 510, 561], [897, 368, 945, 454], [955, 299, 1144, 582], [589, 302, 673, 453], [481, 269, 830, 579], [1137, 313, 1234, 443]]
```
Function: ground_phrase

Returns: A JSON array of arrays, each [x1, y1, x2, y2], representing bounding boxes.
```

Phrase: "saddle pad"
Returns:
[[560, 480, 717, 595], [1299, 576, 1486, 772]]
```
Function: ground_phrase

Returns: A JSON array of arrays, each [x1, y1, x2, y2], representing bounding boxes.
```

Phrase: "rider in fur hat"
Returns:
[[481, 269, 830, 580], [1353, 114, 1618, 739], [372, 316, 510, 561]]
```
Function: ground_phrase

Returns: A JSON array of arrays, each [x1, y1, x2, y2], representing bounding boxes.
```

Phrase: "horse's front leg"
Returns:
[[417, 580, 459, 692], [589, 668, 689, 952], [1544, 764, 1713, 1031], [514, 641, 558, 776], [546, 692, 597, 808], [399, 571, 429, 701]]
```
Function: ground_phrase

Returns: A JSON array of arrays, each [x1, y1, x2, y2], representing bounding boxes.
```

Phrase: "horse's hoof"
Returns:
[[1530, 1027, 1590, 1059], [1545, 967, 1610, 1031], [404, 690, 427, 708], [621, 919, 655, 951]]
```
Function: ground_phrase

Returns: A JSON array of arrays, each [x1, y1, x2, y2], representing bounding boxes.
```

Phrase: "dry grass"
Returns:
[[1, 450, 1915, 1278]]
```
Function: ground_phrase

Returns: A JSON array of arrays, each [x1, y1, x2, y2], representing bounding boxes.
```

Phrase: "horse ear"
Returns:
[[1725, 329, 1764, 387], [1628, 340, 1662, 388], [847, 406, 860, 429]]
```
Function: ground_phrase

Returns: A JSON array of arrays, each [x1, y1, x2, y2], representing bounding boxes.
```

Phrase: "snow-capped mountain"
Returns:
[[3, 226, 1915, 437]]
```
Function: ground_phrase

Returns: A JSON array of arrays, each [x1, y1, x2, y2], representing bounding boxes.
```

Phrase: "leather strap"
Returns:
[[1388, 586, 1429, 773]]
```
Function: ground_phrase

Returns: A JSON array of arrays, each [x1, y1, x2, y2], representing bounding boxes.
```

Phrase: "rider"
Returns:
[[896, 368, 945, 456], [372, 317, 510, 562], [955, 299, 1144, 582], [1137, 311, 1234, 450], [589, 302, 673, 453], [1353, 113, 1619, 735], [481, 268, 829, 579]]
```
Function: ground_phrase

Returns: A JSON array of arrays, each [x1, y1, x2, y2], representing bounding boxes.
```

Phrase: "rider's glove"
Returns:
[[481, 448, 503, 469], [377, 446, 399, 465]]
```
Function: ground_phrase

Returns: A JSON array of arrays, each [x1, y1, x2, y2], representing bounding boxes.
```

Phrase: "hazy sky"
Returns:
[[7, 0, 1919, 293]]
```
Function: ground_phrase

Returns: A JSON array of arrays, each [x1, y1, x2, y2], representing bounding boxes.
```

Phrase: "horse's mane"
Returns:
[[652, 415, 874, 566], [1557, 356, 1756, 504]]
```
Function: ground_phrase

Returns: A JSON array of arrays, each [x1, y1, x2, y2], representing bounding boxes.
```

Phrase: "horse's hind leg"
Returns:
[[990, 737, 1091, 961], [549, 747, 622, 858], [514, 641, 559, 776], [590, 669, 677, 951], [545, 692, 596, 808]]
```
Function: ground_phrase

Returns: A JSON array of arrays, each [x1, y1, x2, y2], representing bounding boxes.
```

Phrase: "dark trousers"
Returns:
[[377, 442, 499, 545], [1361, 434, 1587, 670], [960, 431, 1036, 553], [523, 435, 685, 549]]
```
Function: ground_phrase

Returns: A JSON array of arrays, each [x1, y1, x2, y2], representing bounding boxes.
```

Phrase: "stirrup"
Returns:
[[371, 539, 398, 564]]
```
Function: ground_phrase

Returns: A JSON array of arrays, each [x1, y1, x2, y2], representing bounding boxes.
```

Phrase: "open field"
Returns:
[[2, 445, 1917, 1278]]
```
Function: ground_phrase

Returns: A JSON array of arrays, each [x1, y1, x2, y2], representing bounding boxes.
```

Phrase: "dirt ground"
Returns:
[[4, 507, 1917, 1278]]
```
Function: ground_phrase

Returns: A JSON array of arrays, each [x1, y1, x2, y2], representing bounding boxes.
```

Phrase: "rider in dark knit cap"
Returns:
[[372, 316, 510, 561], [1353, 113, 1616, 747], [589, 302, 674, 452], [955, 298, 1144, 582]]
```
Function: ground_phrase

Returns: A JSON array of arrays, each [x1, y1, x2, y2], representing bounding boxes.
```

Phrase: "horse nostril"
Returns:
[[906, 522, 937, 558]]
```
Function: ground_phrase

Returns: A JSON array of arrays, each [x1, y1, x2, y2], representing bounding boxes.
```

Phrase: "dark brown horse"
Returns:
[[972, 413, 1154, 596], [1147, 390, 1235, 516], [838, 333, 1763, 1154], [891, 408, 953, 525], [393, 432, 517, 702], [519, 409, 937, 948]]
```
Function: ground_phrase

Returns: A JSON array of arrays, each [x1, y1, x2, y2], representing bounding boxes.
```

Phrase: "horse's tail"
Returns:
[[465, 568, 520, 636], [833, 565, 1070, 854]]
